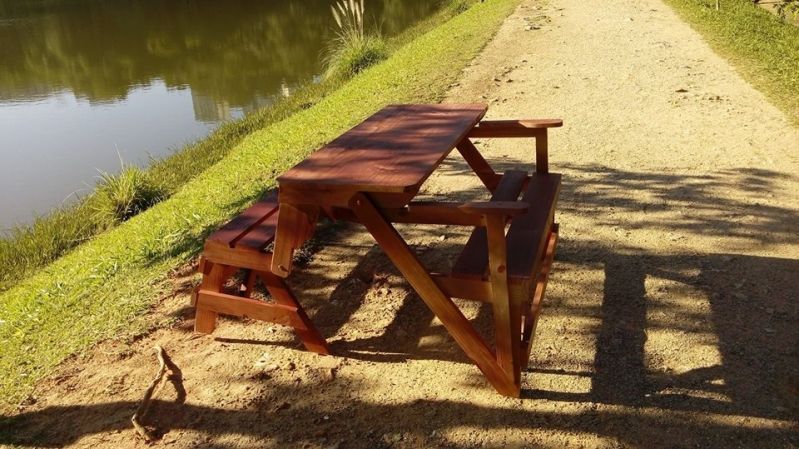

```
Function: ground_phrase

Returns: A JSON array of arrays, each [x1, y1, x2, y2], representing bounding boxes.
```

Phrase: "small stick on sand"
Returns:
[[131, 345, 180, 441]]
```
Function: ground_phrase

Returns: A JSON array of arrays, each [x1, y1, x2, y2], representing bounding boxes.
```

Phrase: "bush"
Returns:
[[91, 166, 165, 226], [325, 35, 388, 79], [324, 0, 388, 79]]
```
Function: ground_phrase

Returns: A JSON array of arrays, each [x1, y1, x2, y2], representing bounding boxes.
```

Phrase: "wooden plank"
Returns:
[[536, 130, 548, 174], [203, 242, 274, 272], [451, 170, 528, 279], [259, 271, 331, 355], [194, 261, 227, 334], [208, 191, 279, 247], [271, 203, 318, 277], [456, 138, 501, 191], [234, 212, 279, 251], [431, 273, 534, 303], [349, 192, 519, 397], [506, 174, 561, 281], [485, 214, 520, 393], [522, 226, 558, 365], [467, 119, 562, 138], [278, 104, 487, 194], [196, 290, 305, 330]]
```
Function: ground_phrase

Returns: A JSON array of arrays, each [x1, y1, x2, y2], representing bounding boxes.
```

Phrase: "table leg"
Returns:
[[485, 214, 522, 391], [195, 261, 226, 333], [350, 192, 519, 397], [272, 203, 319, 278], [258, 270, 331, 355]]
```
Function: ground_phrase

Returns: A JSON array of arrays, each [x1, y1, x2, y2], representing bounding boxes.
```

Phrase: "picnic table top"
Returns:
[[277, 104, 487, 194]]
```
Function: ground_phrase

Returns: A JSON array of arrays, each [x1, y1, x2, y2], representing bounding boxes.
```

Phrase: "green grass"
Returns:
[[664, 0, 799, 124], [0, 0, 477, 292], [0, 0, 520, 408]]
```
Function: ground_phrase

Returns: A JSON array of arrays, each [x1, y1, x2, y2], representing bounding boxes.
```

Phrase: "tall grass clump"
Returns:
[[324, 0, 388, 79], [91, 165, 165, 227]]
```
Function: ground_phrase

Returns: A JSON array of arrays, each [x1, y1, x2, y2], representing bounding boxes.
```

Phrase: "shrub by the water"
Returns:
[[91, 166, 165, 227], [324, 0, 388, 79]]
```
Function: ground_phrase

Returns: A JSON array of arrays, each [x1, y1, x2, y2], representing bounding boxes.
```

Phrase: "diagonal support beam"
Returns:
[[349, 192, 519, 397], [456, 138, 501, 192]]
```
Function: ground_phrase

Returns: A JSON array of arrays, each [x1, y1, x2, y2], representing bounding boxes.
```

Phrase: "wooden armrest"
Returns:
[[409, 201, 528, 216], [467, 119, 563, 138]]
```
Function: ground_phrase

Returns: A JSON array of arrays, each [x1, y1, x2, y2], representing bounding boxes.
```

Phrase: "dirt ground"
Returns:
[[3, 0, 798, 448]]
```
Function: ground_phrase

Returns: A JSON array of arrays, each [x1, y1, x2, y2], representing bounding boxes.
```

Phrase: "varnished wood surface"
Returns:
[[467, 119, 562, 138], [278, 104, 487, 194], [451, 170, 528, 279], [208, 192, 279, 248], [506, 173, 561, 280]]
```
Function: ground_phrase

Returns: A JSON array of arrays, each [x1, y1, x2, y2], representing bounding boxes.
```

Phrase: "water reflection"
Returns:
[[0, 0, 440, 228]]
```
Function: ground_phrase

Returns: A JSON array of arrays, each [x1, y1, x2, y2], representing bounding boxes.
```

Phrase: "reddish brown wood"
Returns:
[[196, 290, 303, 328], [208, 191, 279, 248], [350, 192, 519, 397], [271, 203, 318, 278], [253, 105, 565, 396], [467, 119, 562, 138], [536, 130, 549, 174], [456, 138, 501, 191], [485, 213, 520, 394], [259, 271, 331, 355], [451, 170, 528, 279], [506, 174, 561, 281], [522, 225, 558, 365], [194, 261, 226, 333], [194, 201, 330, 356], [278, 104, 487, 195]]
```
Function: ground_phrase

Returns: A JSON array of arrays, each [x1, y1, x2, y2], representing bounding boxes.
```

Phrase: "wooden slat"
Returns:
[[196, 290, 306, 330], [451, 170, 528, 279], [259, 271, 331, 355], [522, 225, 558, 365], [208, 191, 279, 248], [431, 273, 538, 303], [235, 212, 279, 251], [486, 213, 520, 393], [467, 119, 562, 138], [278, 104, 487, 194], [506, 174, 561, 280]]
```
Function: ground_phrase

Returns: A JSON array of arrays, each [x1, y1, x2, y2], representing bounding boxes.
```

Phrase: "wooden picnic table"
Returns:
[[268, 104, 562, 397]]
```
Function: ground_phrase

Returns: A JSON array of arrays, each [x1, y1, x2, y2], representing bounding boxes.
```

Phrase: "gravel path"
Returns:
[[4, 1, 798, 448]]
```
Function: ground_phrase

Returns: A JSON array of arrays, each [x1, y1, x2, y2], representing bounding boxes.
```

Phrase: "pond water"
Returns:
[[0, 0, 441, 230]]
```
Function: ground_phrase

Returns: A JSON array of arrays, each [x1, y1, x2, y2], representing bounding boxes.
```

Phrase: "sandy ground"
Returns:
[[3, 0, 799, 448]]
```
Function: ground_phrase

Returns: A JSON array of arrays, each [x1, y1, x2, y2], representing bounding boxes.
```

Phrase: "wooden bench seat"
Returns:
[[192, 191, 329, 355], [451, 172, 561, 286]]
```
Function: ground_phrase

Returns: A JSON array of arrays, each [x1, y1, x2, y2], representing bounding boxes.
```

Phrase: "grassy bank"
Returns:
[[0, 0, 478, 292], [664, 0, 799, 124], [0, 0, 521, 408]]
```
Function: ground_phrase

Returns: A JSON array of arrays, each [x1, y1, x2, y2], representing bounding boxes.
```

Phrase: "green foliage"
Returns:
[[324, 0, 388, 79], [91, 165, 165, 227], [775, 0, 799, 20], [0, 205, 96, 290], [448, 0, 472, 15], [664, 0, 799, 124], [325, 35, 388, 79]]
